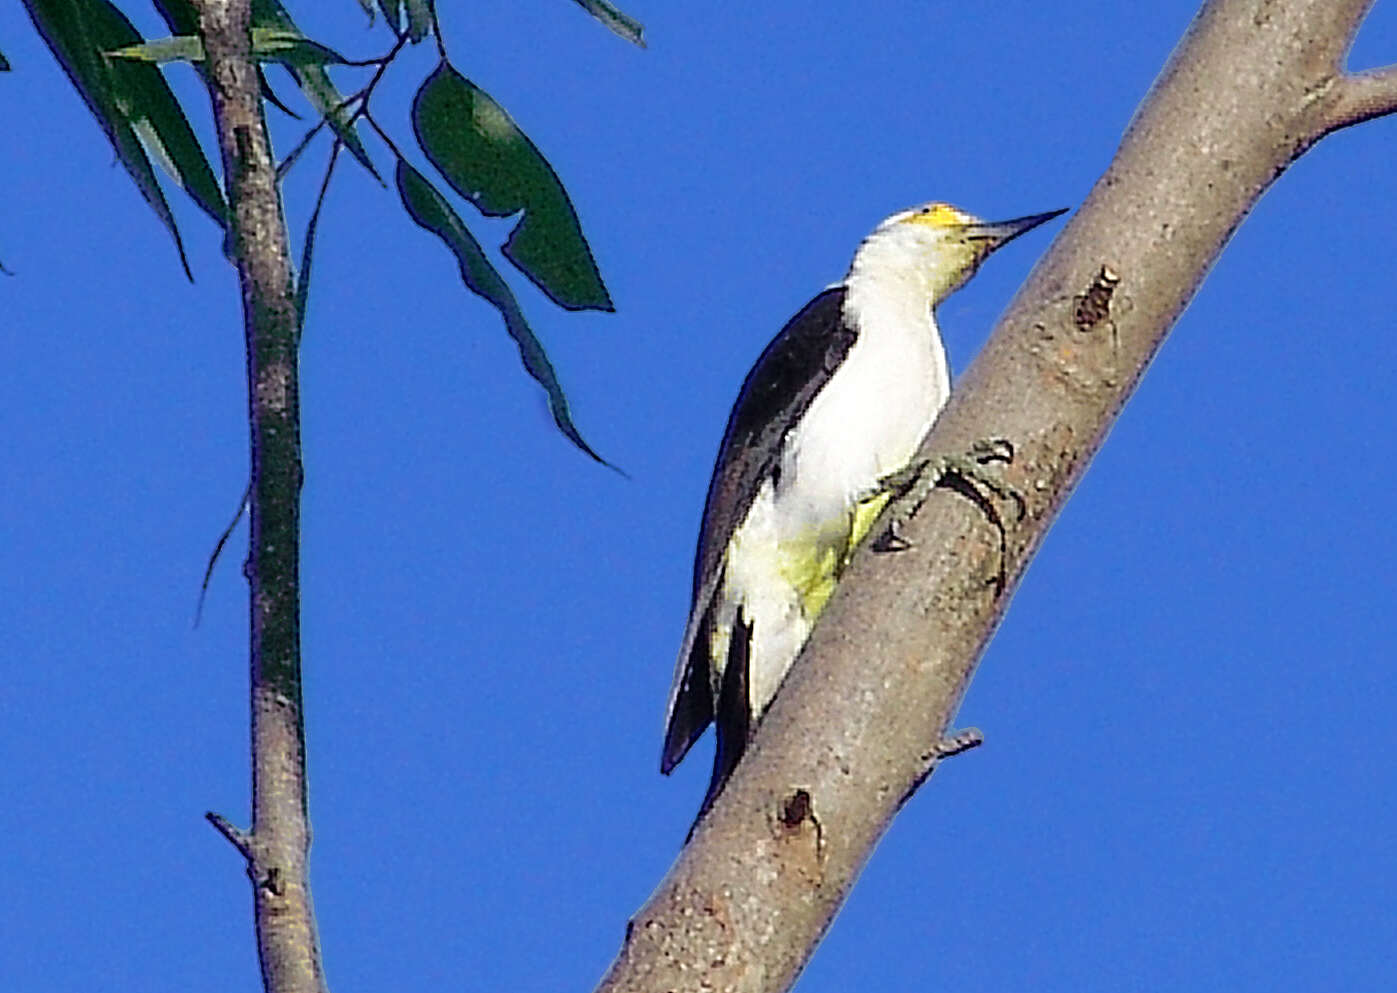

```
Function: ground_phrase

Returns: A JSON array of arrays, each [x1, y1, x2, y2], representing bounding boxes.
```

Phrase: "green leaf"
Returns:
[[396, 160, 616, 470], [354, 0, 375, 21], [109, 30, 349, 68], [103, 42, 227, 231], [570, 0, 645, 47], [24, 0, 229, 277], [107, 34, 201, 62], [413, 62, 613, 312], [252, 28, 349, 67]]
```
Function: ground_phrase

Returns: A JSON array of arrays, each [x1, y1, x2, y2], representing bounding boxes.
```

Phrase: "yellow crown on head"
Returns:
[[901, 202, 976, 229]]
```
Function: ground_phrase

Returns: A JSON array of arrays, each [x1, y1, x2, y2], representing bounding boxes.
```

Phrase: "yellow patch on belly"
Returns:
[[848, 489, 892, 552], [779, 488, 894, 621]]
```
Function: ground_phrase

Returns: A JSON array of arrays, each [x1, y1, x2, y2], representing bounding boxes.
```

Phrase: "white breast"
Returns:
[[774, 282, 950, 540]]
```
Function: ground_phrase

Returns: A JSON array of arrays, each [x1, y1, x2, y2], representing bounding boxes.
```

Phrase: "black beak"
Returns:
[[965, 207, 1069, 249]]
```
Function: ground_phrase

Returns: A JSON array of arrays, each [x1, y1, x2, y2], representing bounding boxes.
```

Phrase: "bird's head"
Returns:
[[853, 202, 1068, 303]]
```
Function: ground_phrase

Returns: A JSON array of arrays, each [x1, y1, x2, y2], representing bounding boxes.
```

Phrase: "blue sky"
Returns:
[[4, 2, 1396, 991]]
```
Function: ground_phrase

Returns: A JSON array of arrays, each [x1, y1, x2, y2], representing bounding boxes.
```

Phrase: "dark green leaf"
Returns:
[[354, 0, 375, 21], [24, 0, 229, 277], [413, 62, 613, 312], [396, 160, 616, 470], [571, 0, 645, 47], [105, 38, 227, 231]]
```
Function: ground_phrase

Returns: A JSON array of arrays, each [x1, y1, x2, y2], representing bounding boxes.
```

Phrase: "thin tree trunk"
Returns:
[[195, 2, 327, 991]]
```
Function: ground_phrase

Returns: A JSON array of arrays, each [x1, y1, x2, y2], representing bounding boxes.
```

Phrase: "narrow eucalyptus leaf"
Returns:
[[250, 28, 349, 67], [50, 0, 226, 236], [395, 160, 617, 470], [103, 28, 227, 230], [24, 0, 205, 276], [412, 62, 613, 312], [107, 34, 203, 63]]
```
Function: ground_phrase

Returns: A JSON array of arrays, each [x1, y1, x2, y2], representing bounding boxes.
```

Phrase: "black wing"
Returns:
[[661, 286, 857, 772]]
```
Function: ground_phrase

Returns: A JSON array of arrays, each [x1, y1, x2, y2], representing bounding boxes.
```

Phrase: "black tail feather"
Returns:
[[688, 612, 753, 835]]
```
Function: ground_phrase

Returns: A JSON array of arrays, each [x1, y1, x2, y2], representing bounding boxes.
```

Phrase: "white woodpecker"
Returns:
[[662, 201, 1067, 814]]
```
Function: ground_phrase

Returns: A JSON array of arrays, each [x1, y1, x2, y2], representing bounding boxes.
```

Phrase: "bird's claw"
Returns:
[[877, 437, 1024, 522], [874, 438, 1025, 591]]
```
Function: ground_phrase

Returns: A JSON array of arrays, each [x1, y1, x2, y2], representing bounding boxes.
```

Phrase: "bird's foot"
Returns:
[[873, 439, 1025, 578]]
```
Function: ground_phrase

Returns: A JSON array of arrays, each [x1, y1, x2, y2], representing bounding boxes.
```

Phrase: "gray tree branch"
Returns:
[[193, 2, 326, 991], [1326, 65, 1397, 131], [595, 1, 1395, 990]]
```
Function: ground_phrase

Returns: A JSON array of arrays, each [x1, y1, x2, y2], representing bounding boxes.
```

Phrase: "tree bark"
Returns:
[[596, 1, 1397, 990], [195, 2, 327, 991]]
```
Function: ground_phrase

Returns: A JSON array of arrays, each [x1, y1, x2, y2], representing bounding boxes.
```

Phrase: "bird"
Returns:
[[662, 201, 1067, 816]]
